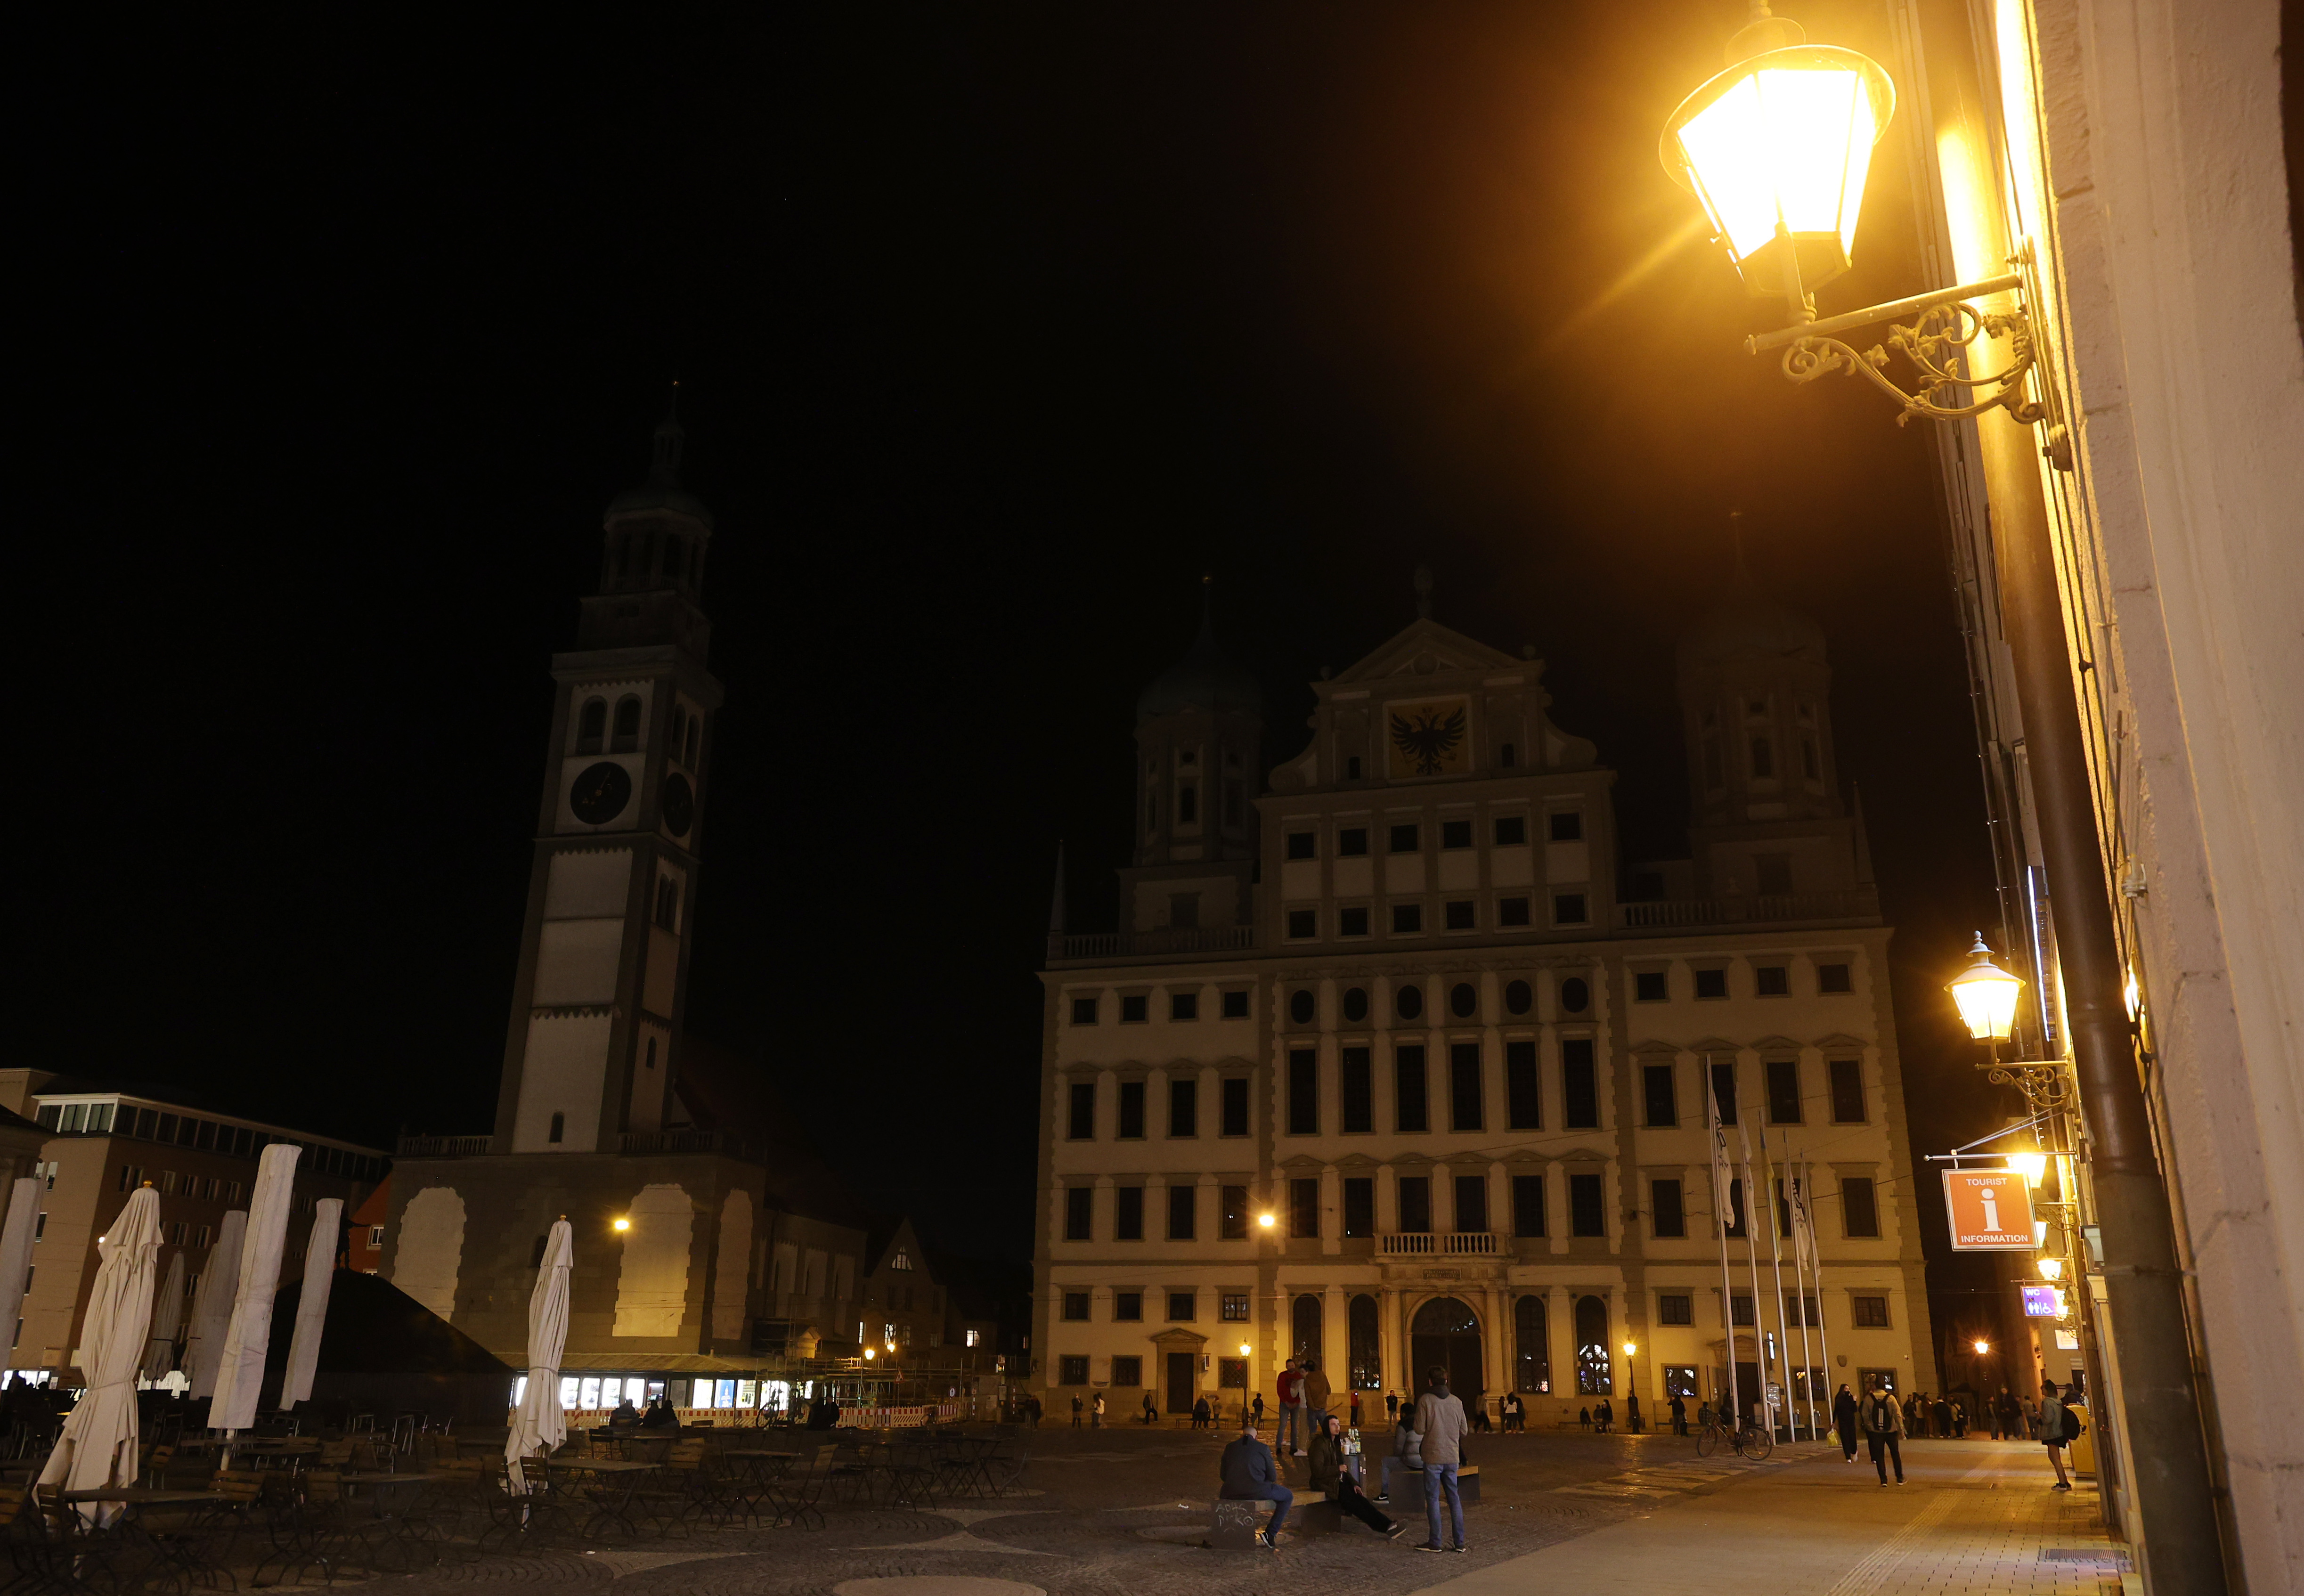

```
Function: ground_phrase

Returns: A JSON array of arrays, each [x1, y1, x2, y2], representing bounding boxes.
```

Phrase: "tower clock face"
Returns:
[[660, 772, 696, 837], [569, 761, 633, 825]]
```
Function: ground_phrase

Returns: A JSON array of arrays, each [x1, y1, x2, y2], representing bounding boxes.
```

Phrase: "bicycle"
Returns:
[[1693, 1416, 1775, 1460]]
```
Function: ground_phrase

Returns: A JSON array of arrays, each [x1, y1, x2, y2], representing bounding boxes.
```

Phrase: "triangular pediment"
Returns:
[[1814, 1033, 1871, 1050], [1631, 1039, 1681, 1058], [1686, 1036, 1742, 1055], [1329, 619, 1527, 687], [1151, 1326, 1209, 1347], [1752, 1034, 1807, 1054]]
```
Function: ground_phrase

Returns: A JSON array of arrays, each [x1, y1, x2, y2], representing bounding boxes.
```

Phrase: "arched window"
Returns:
[[684, 716, 700, 769], [1575, 1295, 1612, 1395], [577, 698, 607, 754], [1395, 985, 1424, 1021], [547, 1112, 565, 1145], [670, 705, 687, 760], [1349, 1294, 1381, 1391], [1292, 1294, 1323, 1366], [1410, 1295, 1484, 1401], [1749, 735, 1774, 779], [611, 696, 642, 752], [644, 1037, 658, 1071], [1177, 784, 1197, 824], [1514, 1294, 1550, 1394], [654, 877, 680, 931]]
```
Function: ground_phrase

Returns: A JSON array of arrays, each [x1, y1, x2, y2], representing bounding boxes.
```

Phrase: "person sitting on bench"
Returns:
[[1220, 1420, 1291, 1549], [1310, 1413, 1406, 1539], [1375, 1407, 1422, 1502]]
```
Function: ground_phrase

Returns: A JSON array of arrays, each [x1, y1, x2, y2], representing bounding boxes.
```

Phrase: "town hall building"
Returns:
[[1036, 573, 1933, 1424]]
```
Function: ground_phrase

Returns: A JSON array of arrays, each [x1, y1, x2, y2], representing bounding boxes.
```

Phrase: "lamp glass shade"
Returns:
[[1661, 46, 1893, 297], [1946, 936, 2025, 1041], [2036, 1256, 2064, 1281], [2009, 1152, 2049, 1187]]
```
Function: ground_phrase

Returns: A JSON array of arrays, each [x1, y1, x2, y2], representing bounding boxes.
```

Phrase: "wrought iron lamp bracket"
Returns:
[[1976, 1056, 2076, 1117]]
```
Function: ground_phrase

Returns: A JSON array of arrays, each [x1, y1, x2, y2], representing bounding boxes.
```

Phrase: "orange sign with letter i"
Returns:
[[1943, 1168, 2036, 1250]]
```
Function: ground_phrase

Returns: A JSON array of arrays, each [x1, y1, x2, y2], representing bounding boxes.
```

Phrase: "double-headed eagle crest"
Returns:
[[1390, 704, 1467, 776]]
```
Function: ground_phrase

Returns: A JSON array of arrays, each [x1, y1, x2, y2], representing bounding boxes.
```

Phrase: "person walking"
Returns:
[[1413, 1365, 1469, 1554], [1302, 1359, 1333, 1442], [1309, 1413, 1406, 1539], [1860, 1376, 1906, 1484], [1252, 1391, 1266, 1431], [1386, 1390, 1400, 1426], [1091, 1392, 1105, 1429], [2035, 1380, 2076, 1490], [1375, 1405, 1422, 1502], [1833, 1384, 1860, 1462], [1670, 1392, 1689, 1437], [1276, 1359, 1307, 1456], [1220, 1420, 1292, 1549]]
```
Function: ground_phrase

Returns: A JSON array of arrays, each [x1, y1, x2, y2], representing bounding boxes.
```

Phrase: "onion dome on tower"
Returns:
[[1132, 579, 1262, 875]]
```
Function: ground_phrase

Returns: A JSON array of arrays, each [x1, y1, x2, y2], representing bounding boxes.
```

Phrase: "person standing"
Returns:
[[1386, 1390, 1400, 1426], [1833, 1384, 1860, 1462], [1141, 1392, 1159, 1425], [1670, 1392, 1690, 1437], [1413, 1365, 1469, 1554], [1071, 1394, 1085, 1428], [1252, 1390, 1266, 1431], [1349, 1388, 1364, 1433], [1276, 1359, 1307, 1456], [1220, 1421, 1292, 1549], [1861, 1376, 1906, 1484], [1309, 1413, 1407, 1539], [1932, 1393, 1953, 1438], [1302, 1360, 1333, 1443], [1091, 1392, 1105, 1429], [1192, 1394, 1212, 1430], [2035, 1381, 2075, 1490]]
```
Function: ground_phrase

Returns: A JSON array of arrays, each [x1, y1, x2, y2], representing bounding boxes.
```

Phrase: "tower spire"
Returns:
[[650, 381, 685, 487]]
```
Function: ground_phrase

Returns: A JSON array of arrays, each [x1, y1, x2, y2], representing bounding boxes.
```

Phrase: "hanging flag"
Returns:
[[1706, 1084, 1737, 1232]]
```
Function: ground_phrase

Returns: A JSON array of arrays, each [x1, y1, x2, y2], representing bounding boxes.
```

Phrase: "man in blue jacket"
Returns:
[[1220, 1420, 1292, 1548]]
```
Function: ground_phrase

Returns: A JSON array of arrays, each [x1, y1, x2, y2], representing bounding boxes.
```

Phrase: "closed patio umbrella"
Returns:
[[142, 1249, 188, 1379], [0, 1177, 39, 1359], [184, 1210, 247, 1399], [279, 1197, 342, 1407], [213, 1143, 301, 1431], [505, 1218, 572, 1489], [41, 1185, 161, 1520]]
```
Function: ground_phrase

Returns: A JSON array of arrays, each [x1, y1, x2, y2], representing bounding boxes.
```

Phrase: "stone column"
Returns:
[[1484, 1281, 1508, 1416], [1551, 1284, 1577, 1410], [1324, 1282, 1349, 1404]]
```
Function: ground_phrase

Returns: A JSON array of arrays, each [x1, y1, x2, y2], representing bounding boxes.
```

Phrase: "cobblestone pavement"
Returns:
[[311, 1425, 1816, 1596]]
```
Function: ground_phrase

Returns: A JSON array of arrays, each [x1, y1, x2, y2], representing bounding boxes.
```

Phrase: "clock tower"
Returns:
[[489, 404, 724, 1154]]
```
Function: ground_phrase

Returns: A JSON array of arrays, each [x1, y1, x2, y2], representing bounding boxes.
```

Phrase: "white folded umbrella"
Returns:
[[212, 1143, 301, 1431], [141, 1249, 188, 1380], [279, 1197, 342, 1408], [41, 1187, 161, 1521], [505, 1219, 572, 1488], [184, 1210, 247, 1400], [0, 1177, 40, 1357]]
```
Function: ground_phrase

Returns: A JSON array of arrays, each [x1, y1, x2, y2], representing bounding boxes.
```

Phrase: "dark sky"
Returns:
[[24, 1, 2018, 1348]]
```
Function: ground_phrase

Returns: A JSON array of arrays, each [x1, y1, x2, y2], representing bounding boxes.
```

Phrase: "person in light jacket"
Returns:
[[1413, 1366, 1469, 1553], [1375, 1407, 1422, 1502], [1860, 1376, 1905, 1484]]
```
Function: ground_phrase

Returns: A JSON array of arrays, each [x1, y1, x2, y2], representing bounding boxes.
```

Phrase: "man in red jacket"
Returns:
[[1276, 1359, 1307, 1456]]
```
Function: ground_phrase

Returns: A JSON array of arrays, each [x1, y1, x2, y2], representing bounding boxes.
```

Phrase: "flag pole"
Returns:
[[1801, 1153, 1835, 1431], [1759, 1126, 1799, 1439], [1737, 1115, 1773, 1434], [1707, 1061, 1741, 1432], [1785, 1133, 1818, 1439]]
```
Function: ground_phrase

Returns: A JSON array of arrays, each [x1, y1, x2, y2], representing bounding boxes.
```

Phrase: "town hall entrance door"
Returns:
[[1167, 1353, 1197, 1415], [1410, 1296, 1485, 1402]]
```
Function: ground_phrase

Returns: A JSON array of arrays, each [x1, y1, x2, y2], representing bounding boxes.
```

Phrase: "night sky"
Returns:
[[26, 2, 2015, 1351]]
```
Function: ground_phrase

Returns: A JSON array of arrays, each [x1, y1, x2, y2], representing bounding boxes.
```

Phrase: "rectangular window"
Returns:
[[1548, 810, 1584, 841], [1337, 827, 1369, 856], [1829, 1059, 1865, 1123], [1449, 1043, 1484, 1131], [1287, 1049, 1319, 1134], [1064, 1188, 1093, 1241], [1441, 819, 1473, 849], [1494, 814, 1527, 846], [1562, 1039, 1598, 1128], [1635, 969, 1668, 1002], [1121, 994, 1148, 1022], [1553, 892, 1588, 925], [1071, 996, 1098, 1025], [1067, 1083, 1095, 1140], [1444, 900, 1475, 930], [1167, 1291, 1196, 1321], [1221, 1185, 1248, 1240], [1505, 1040, 1540, 1129], [1340, 1047, 1373, 1133], [1389, 823, 1420, 853], [1170, 991, 1198, 1021], [1454, 1174, 1489, 1232], [1343, 1177, 1374, 1238], [1058, 1355, 1090, 1385], [1290, 1177, 1319, 1238], [1842, 1176, 1880, 1237], [1115, 1291, 1143, 1321], [1658, 1293, 1693, 1326], [1115, 1186, 1144, 1240], [1710, 1061, 1738, 1124], [1818, 961, 1854, 993], [1569, 1173, 1605, 1237], [1339, 906, 1371, 936], [1397, 1176, 1432, 1233], [1221, 989, 1250, 1018], [1498, 896, 1531, 927], [1694, 967, 1729, 999], [1391, 903, 1423, 934], [1221, 1293, 1251, 1322], [1219, 1358, 1248, 1389], [1111, 1355, 1142, 1386], [1118, 1081, 1146, 1139], [1287, 909, 1317, 939], [1394, 1046, 1429, 1132], [1061, 1292, 1090, 1321], [1286, 831, 1316, 860], [1643, 1064, 1677, 1126], [1651, 1178, 1685, 1237], [1755, 964, 1790, 996], [1511, 1174, 1546, 1237], [1168, 1185, 1196, 1241], [1852, 1295, 1891, 1328], [1169, 1079, 1197, 1138], [1765, 1059, 1802, 1124], [1731, 1294, 1756, 1326], [1221, 1078, 1249, 1137]]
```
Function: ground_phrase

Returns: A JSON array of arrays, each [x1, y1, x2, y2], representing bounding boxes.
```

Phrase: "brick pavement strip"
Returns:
[[319, 1430, 2115, 1596]]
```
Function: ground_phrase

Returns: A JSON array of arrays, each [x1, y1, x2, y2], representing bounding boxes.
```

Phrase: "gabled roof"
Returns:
[[1326, 618, 1525, 686]]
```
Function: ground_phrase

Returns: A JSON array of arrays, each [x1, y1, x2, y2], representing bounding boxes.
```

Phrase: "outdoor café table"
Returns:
[[59, 1487, 231, 1588], [714, 1450, 796, 1522], [543, 1457, 660, 1540], [337, 1471, 444, 1572]]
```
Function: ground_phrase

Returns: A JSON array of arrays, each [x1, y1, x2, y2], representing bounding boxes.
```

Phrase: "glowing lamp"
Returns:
[[2008, 1152, 2049, 1188], [1946, 933, 2025, 1042], [1238, 1344, 1252, 1358], [1971, 1339, 1991, 1355], [1659, 5, 1894, 300], [612, 1217, 631, 1232], [1257, 1213, 1276, 1230], [2036, 1256, 2064, 1282], [863, 1347, 875, 1360]]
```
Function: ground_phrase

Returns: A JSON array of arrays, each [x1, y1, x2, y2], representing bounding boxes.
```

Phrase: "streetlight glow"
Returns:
[[2008, 1151, 2050, 1187], [1972, 1339, 1991, 1355], [1257, 1212, 1275, 1230], [1238, 1343, 1251, 1358], [1947, 933, 2026, 1042], [2037, 1256, 2065, 1282], [611, 1217, 631, 1232]]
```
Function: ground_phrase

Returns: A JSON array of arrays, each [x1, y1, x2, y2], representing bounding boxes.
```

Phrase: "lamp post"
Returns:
[[1660, 10, 2226, 1588], [1621, 1342, 1641, 1433]]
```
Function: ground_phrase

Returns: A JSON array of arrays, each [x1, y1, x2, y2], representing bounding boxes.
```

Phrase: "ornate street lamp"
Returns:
[[1946, 934, 2025, 1046]]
